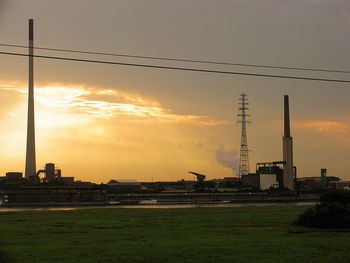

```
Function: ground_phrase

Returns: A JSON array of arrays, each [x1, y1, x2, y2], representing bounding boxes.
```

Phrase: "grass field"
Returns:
[[0, 206, 349, 263]]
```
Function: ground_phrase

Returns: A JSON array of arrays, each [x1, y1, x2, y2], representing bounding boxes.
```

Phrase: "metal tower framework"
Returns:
[[237, 93, 250, 177]]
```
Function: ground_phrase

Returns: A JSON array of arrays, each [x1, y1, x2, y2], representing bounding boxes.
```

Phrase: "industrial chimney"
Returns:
[[283, 95, 294, 191], [25, 19, 37, 180]]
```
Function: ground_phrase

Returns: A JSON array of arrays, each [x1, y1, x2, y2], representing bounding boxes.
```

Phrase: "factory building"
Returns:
[[243, 95, 296, 191], [61, 177, 75, 185], [242, 162, 287, 190], [36, 163, 62, 183], [107, 180, 142, 193], [5, 172, 23, 181], [329, 181, 350, 191], [296, 169, 340, 192], [256, 162, 284, 190], [0, 172, 24, 185], [1, 185, 107, 204], [297, 176, 340, 192]]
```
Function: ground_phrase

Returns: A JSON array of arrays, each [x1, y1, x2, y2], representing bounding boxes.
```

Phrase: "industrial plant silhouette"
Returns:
[[0, 19, 344, 207]]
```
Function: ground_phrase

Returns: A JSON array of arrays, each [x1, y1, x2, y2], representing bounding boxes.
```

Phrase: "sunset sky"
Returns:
[[0, 0, 349, 183]]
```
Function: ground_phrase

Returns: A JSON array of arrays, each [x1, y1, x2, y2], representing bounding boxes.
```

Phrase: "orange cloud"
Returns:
[[265, 119, 349, 137], [293, 120, 349, 134], [0, 81, 229, 127]]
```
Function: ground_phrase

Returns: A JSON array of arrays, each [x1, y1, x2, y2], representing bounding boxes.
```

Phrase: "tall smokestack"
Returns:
[[283, 95, 294, 191], [284, 95, 290, 137], [25, 19, 36, 179]]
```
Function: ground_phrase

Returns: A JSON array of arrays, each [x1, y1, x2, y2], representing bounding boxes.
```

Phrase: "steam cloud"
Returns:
[[215, 146, 240, 175]]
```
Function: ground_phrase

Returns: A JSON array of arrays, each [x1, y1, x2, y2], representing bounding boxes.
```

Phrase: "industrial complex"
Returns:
[[241, 94, 296, 191], [0, 19, 349, 207]]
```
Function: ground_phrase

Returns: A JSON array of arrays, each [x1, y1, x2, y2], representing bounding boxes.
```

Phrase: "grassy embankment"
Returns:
[[0, 206, 349, 263]]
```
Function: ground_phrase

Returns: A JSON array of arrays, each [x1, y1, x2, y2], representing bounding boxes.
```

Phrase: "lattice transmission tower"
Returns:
[[237, 93, 250, 177]]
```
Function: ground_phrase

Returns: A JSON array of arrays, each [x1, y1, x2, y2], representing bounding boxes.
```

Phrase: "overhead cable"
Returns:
[[0, 51, 349, 83], [1, 43, 349, 74]]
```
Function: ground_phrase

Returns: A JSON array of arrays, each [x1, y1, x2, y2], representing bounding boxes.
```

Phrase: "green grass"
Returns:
[[0, 206, 349, 263]]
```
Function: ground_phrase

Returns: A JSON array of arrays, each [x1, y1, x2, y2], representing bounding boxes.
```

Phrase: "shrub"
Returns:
[[296, 191, 350, 229], [319, 191, 350, 207]]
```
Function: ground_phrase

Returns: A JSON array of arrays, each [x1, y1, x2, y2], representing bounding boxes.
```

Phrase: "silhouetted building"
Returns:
[[1, 185, 106, 204], [36, 163, 62, 183], [61, 177, 75, 185], [242, 162, 285, 190], [242, 173, 260, 190], [6, 172, 23, 181], [329, 181, 350, 191], [297, 176, 340, 192], [107, 180, 141, 193], [220, 177, 242, 189], [257, 162, 290, 190], [45, 163, 55, 181]]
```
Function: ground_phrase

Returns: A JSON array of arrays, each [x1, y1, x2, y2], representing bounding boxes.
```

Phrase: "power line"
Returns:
[[1, 43, 349, 74], [0, 51, 350, 83]]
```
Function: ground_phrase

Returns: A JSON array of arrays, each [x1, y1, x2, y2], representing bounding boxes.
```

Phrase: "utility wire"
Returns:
[[0, 51, 350, 83], [1, 43, 349, 74]]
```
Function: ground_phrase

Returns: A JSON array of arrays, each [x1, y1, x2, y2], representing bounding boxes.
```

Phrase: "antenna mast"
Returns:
[[237, 93, 250, 177]]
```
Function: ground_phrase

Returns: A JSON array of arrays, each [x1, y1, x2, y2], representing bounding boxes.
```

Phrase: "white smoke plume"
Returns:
[[215, 146, 240, 176]]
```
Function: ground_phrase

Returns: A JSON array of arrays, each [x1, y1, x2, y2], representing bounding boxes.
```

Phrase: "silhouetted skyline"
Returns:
[[0, 0, 349, 182]]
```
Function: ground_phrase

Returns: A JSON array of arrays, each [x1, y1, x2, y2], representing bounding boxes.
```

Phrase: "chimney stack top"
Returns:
[[284, 95, 291, 137], [29, 19, 33, 42]]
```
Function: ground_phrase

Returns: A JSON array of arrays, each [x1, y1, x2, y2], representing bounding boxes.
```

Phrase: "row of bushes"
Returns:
[[296, 191, 350, 229]]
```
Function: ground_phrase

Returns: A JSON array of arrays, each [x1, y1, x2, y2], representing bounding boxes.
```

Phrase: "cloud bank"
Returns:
[[0, 81, 229, 127]]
